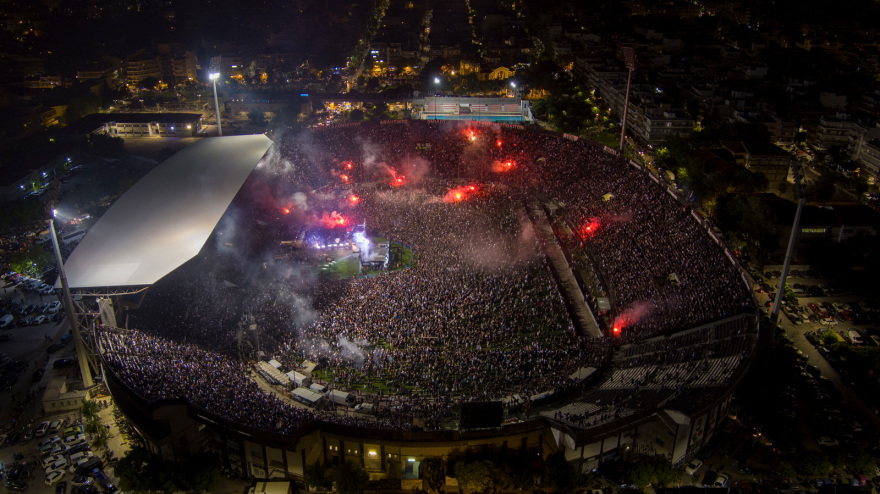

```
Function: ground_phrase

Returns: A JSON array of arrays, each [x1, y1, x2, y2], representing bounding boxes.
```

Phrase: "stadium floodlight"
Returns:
[[619, 47, 637, 152], [432, 77, 442, 120], [210, 72, 223, 136], [48, 214, 93, 388]]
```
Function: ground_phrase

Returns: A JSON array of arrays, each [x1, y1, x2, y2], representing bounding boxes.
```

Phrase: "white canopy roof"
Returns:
[[61, 135, 272, 289]]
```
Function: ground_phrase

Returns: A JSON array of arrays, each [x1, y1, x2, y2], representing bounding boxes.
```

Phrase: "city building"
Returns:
[[124, 55, 162, 86]]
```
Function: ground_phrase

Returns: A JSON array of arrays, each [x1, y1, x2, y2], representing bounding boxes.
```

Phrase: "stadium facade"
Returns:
[[64, 122, 758, 486]]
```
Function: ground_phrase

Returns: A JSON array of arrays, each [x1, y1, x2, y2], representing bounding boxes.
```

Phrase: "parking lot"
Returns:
[[0, 273, 133, 492]]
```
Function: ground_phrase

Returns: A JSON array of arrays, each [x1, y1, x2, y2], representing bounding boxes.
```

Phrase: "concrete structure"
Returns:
[[77, 113, 204, 138], [723, 141, 792, 182], [42, 376, 89, 414], [417, 96, 532, 122]]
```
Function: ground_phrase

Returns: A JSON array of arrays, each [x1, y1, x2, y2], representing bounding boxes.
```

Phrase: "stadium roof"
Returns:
[[60, 135, 272, 289]]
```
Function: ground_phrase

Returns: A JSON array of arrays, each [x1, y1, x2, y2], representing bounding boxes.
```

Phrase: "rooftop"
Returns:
[[60, 135, 272, 289]]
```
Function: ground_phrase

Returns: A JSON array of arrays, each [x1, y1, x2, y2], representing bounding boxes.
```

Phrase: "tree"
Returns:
[[7, 244, 53, 277], [140, 77, 160, 90], [348, 109, 365, 122], [422, 458, 446, 494], [115, 446, 180, 492], [305, 462, 330, 491], [85, 132, 126, 159], [65, 93, 102, 125], [800, 451, 832, 476], [0, 197, 43, 231], [89, 422, 112, 451], [180, 452, 222, 491], [850, 453, 877, 475], [80, 399, 100, 420], [542, 451, 575, 491], [248, 109, 266, 127], [333, 460, 369, 494], [453, 459, 513, 494], [776, 462, 797, 482], [806, 169, 837, 202]]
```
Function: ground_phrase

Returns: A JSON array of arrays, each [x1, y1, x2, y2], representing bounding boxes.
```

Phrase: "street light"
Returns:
[[209, 72, 223, 136]]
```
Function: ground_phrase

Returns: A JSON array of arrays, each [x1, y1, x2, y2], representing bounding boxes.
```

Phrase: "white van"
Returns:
[[847, 330, 863, 346]]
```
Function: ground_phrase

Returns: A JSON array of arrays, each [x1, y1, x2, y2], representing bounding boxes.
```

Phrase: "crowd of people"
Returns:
[[102, 120, 753, 434]]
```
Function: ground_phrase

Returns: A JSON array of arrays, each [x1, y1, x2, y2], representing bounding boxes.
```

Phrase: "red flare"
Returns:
[[443, 185, 476, 203], [349, 194, 359, 203]]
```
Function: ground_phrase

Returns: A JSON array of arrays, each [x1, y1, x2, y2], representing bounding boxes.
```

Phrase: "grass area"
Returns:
[[326, 255, 360, 279], [586, 130, 618, 148]]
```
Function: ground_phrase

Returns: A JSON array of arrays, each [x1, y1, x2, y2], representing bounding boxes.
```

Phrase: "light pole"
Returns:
[[209, 72, 223, 136], [619, 47, 636, 153], [49, 210, 93, 388], [432, 77, 441, 121], [510, 81, 517, 98]]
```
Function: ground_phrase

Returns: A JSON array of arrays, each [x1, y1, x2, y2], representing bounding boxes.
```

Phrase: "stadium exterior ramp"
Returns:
[[60, 135, 272, 289]]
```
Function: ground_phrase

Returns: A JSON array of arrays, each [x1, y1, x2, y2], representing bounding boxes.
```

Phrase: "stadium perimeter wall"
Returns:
[[103, 344, 748, 483]]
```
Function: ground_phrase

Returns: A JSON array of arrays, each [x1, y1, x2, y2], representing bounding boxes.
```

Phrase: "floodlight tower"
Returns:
[[433, 77, 441, 120], [49, 210, 93, 388], [209, 72, 223, 136], [771, 160, 806, 324], [618, 47, 637, 153]]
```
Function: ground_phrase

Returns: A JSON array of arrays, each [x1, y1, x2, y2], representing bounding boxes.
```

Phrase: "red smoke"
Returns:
[[443, 185, 477, 203], [580, 218, 601, 238], [491, 160, 515, 173], [389, 170, 405, 186], [611, 302, 653, 336], [314, 211, 347, 228]]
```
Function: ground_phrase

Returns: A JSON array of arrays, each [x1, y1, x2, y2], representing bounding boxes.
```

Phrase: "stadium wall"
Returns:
[[104, 349, 746, 482]]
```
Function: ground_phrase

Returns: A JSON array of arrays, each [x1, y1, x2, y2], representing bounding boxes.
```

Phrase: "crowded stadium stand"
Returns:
[[67, 121, 757, 481]]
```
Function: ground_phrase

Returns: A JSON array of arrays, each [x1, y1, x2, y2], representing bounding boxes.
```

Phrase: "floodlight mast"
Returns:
[[210, 72, 223, 136], [49, 213, 93, 388], [619, 47, 637, 153]]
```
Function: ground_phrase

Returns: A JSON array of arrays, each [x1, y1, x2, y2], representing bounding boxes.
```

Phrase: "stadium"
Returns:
[[61, 121, 759, 483]]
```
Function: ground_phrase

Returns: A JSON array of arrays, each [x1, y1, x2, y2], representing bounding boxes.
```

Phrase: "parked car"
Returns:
[[817, 436, 839, 447], [39, 435, 60, 448], [64, 433, 85, 445], [35, 422, 51, 437], [53, 358, 75, 369], [49, 419, 68, 432], [43, 454, 64, 468], [45, 470, 65, 486], [45, 457, 69, 475], [685, 458, 703, 475]]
